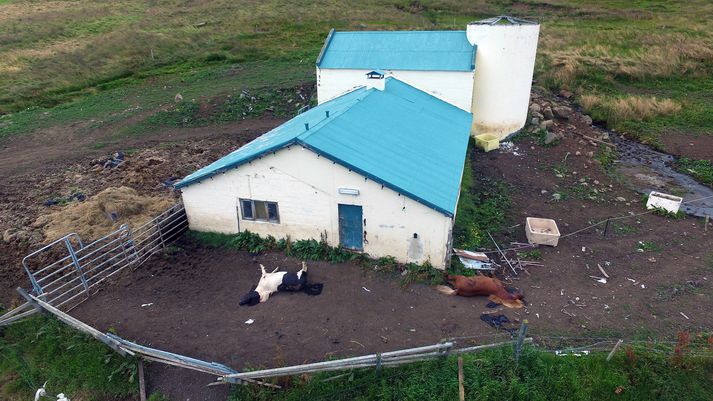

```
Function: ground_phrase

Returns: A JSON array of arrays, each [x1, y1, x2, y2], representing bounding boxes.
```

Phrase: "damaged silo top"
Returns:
[[469, 15, 538, 25]]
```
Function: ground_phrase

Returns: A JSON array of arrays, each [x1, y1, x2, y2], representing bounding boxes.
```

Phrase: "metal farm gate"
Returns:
[[1, 204, 187, 324]]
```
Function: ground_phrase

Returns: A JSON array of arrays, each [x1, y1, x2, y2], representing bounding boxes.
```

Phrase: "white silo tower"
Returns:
[[467, 16, 540, 139]]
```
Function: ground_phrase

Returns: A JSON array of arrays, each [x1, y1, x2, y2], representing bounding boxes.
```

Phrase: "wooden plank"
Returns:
[[138, 359, 147, 401], [458, 357, 465, 401]]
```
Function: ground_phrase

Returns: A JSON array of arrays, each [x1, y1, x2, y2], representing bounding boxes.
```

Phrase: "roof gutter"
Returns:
[[315, 28, 335, 67]]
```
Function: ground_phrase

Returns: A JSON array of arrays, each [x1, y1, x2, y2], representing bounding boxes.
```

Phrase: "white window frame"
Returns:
[[239, 198, 280, 223]]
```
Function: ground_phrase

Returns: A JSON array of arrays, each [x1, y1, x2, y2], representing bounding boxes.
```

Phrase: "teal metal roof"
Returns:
[[175, 78, 472, 216], [317, 30, 476, 72]]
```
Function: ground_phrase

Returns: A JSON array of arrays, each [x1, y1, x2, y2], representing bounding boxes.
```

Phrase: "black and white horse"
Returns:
[[239, 262, 322, 306]]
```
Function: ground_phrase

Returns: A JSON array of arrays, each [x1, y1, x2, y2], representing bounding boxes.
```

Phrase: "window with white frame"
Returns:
[[240, 199, 280, 223]]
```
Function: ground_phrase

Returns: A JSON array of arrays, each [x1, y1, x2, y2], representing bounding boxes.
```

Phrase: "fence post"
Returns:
[[607, 339, 623, 362], [65, 237, 90, 295], [138, 359, 147, 401], [514, 320, 528, 366], [457, 356, 465, 401]]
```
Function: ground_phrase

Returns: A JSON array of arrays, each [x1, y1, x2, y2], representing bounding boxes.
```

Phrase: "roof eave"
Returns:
[[315, 28, 335, 67], [296, 139, 455, 217], [173, 140, 298, 190]]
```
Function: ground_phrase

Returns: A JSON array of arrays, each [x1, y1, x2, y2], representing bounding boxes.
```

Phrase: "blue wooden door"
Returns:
[[338, 204, 363, 250]]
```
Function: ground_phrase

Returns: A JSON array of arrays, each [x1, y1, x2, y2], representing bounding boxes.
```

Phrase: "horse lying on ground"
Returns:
[[436, 274, 525, 308], [239, 262, 323, 306]]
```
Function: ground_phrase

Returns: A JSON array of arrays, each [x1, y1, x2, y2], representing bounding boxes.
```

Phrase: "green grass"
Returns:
[[187, 230, 444, 285], [453, 140, 512, 250], [230, 344, 713, 401], [2, 1, 712, 146], [675, 158, 713, 188], [0, 315, 136, 401], [0, 59, 315, 141]]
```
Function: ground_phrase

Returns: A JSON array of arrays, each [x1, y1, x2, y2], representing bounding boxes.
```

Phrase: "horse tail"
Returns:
[[435, 285, 457, 296]]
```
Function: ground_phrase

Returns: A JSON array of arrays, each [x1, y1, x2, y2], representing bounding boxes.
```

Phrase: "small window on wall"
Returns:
[[240, 199, 280, 223]]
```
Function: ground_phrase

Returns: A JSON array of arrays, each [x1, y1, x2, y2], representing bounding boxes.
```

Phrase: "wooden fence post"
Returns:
[[607, 339, 623, 362], [457, 356, 465, 401], [138, 359, 147, 401]]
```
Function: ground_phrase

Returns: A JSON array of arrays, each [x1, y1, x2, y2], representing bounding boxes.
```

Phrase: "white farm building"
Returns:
[[176, 79, 471, 268], [316, 16, 539, 139], [176, 17, 540, 268]]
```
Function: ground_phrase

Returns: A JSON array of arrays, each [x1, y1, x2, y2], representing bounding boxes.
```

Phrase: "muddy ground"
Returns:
[[0, 118, 283, 306], [1, 91, 712, 400]]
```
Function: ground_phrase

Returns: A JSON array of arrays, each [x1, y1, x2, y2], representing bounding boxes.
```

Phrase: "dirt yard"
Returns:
[[2, 91, 712, 400], [71, 242, 518, 399]]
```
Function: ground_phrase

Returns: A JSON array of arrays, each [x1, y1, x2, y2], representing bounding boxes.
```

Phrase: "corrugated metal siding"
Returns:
[[175, 78, 472, 216], [317, 31, 476, 72]]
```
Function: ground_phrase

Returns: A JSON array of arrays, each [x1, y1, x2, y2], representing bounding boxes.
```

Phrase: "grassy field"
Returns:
[[1, 0, 712, 148], [0, 315, 136, 401], [230, 341, 713, 401], [2, 1, 713, 400]]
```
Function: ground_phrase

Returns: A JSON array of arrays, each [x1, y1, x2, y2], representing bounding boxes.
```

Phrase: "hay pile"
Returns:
[[42, 186, 174, 241]]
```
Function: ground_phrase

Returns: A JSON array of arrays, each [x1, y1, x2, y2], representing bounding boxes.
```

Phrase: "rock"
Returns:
[[553, 106, 573, 119], [552, 193, 562, 200], [531, 111, 544, 120], [32, 215, 50, 228], [586, 151, 594, 157], [582, 115, 593, 125], [544, 130, 560, 145], [600, 132, 610, 140], [559, 89, 573, 99], [174, 93, 183, 103], [616, 196, 627, 202], [575, 151, 581, 155], [543, 107, 554, 120], [529, 103, 541, 113], [539, 120, 554, 130], [530, 117, 540, 126]]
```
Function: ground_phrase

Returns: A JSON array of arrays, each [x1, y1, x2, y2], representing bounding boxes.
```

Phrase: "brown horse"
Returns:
[[436, 274, 525, 308]]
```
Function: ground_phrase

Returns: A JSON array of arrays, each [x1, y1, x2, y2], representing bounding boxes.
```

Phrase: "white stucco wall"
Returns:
[[180, 146, 454, 268], [467, 23, 540, 139], [317, 68, 475, 112]]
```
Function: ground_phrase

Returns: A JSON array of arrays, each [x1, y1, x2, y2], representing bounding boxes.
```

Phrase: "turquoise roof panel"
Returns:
[[317, 31, 476, 72], [176, 78, 472, 216]]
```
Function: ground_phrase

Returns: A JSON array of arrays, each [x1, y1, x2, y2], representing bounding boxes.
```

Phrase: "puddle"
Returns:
[[610, 133, 713, 217]]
